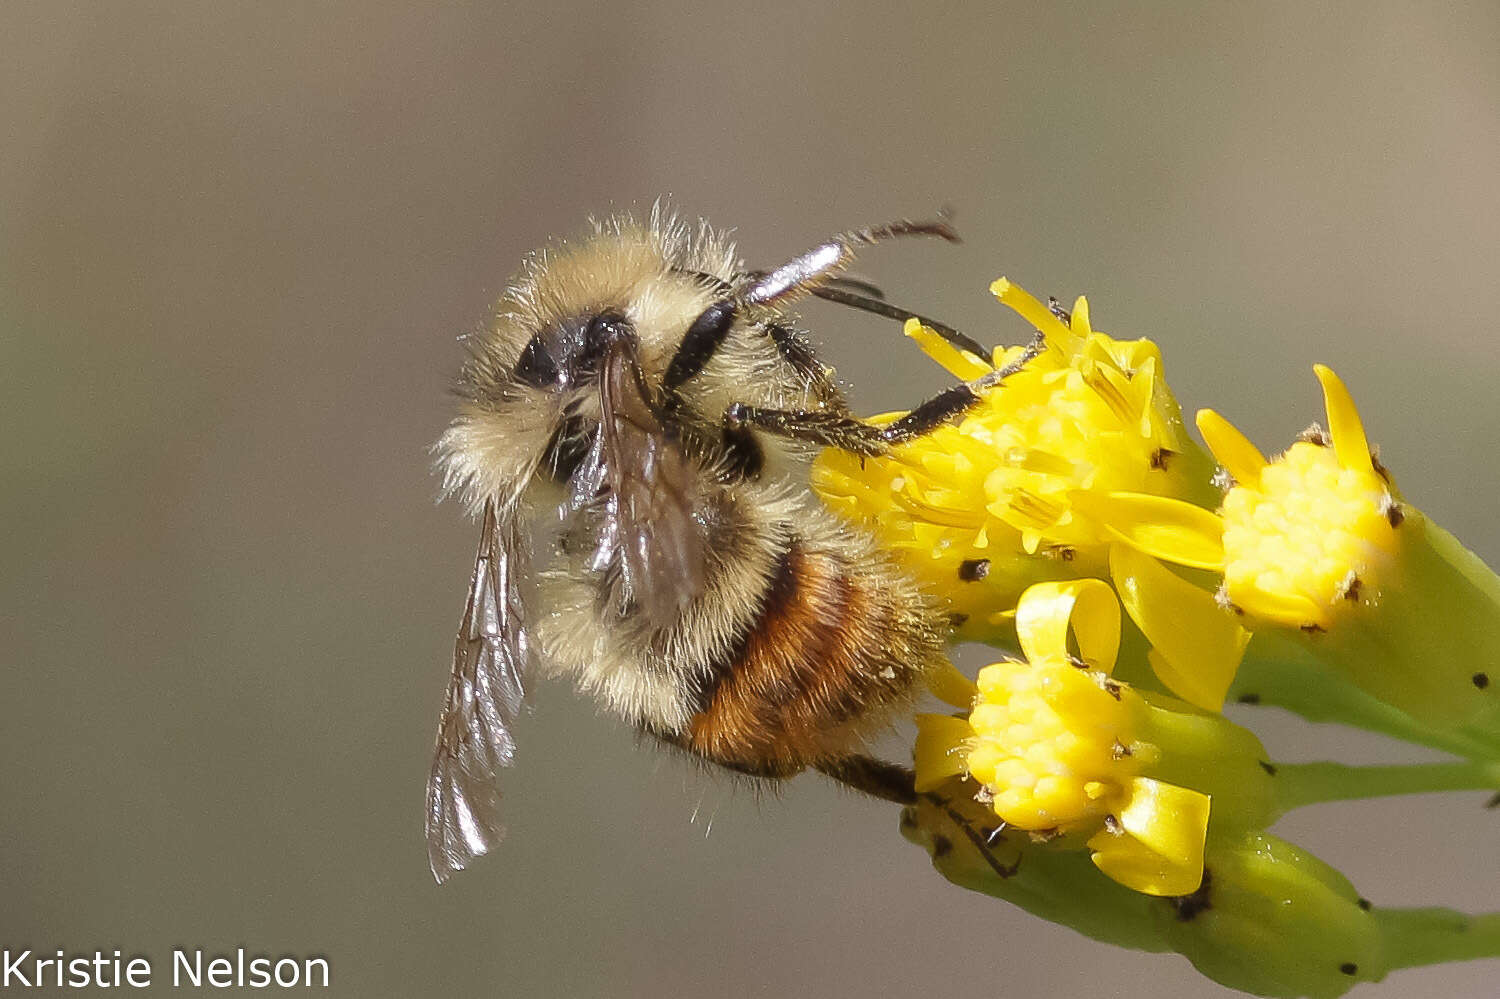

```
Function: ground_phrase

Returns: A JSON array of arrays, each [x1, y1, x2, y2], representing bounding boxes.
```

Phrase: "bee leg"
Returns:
[[724, 403, 887, 457], [743, 217, 959, 307], [815, 755, 917, 805], [874, 334, 1045, 446], [819, 758, 1025, 877], [666, 299, 739, 391], [670, 218, 960, 392], [722, 335, 1043, 457], [807, 283, 991, 359], [818, 274, 885, 300]]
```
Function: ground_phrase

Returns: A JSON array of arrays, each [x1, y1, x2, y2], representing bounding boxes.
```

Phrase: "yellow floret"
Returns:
[[964, 656, 1144, 830], [914, 580, 1219, 896], [1219, 437, 1397, 629]]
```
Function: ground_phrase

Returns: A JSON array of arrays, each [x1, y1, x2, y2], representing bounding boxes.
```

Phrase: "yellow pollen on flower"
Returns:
[[1209, 367, 1399, 629], [914, 581, 1213, 896], [964, 656, 1146, 830]]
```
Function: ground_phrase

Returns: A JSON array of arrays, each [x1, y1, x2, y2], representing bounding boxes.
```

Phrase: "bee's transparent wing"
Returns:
[[566, 340, 708, 626], [425, 500, 532, 884]]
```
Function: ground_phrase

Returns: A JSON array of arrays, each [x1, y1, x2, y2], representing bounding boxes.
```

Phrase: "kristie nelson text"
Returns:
[[2, 950, 329, 989]]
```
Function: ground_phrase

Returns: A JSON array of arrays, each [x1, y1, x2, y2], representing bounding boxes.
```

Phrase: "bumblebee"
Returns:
[[427, 209, 1035, 882]]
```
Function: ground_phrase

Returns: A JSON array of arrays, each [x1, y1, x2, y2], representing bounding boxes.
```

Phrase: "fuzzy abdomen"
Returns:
[[682, 530, 943, 777]]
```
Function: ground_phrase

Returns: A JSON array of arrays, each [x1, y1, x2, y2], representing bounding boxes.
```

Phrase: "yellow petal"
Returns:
[[1230, 584, 1332, 630], [1075, 491, 1226, 570], [990, 277, 1081, 352], [1129, 357, 1159, 438], [913, 714, 975, 791], [1117, 778, 1211, 869], [1013, 579, 1121, 672], [1196, 409, 1267, 489], [927, 657, 979, 709], [1087, 777, 1209, 896], [1070, 295, 1092, 337], [904, 318, 994, 380], [1110, 544, 1249, 711], [1313, 365, 1374, 475]]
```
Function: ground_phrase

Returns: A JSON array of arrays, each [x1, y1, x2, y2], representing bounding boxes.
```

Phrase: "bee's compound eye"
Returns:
[[517, 312, 631, 389], [515, 332, 562, 388]]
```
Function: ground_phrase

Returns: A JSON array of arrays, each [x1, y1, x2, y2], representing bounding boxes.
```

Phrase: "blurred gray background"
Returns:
[[4, 3, 1499, 996]]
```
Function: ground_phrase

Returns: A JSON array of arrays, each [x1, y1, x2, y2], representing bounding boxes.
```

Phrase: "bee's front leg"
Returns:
[[723, 404, 888, 457], [723, 335, 1044, 458]]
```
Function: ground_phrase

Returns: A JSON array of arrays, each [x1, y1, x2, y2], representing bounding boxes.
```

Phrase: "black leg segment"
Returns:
[[816, 755, 918, 806], [878, 336, 1044, 444], [721, 335, 1044, 457], [725, 403, 888, 457], [809, 284, 991, 359], [665, 299, 738, 390]]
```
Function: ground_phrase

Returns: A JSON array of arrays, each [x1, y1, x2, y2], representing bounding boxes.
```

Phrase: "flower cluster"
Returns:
[[814, 277, 1500, 996], [813, 282, 1249, 712], [915, 580, 1265, 897]]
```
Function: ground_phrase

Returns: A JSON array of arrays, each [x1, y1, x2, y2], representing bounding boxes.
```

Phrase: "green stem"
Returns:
[[1376, 908, 1500, 970], [1235, 632, 1500, 760], [1273, 760, 1500, 814]]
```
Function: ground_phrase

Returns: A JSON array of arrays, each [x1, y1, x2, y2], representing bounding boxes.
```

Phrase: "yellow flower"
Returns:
[[914, 579, 1279, 896], [1102, 367, 1500, 733], [883, 280, 1500, 995], [1205, 365, 1397, 629], [813, 278, 1247, 711]]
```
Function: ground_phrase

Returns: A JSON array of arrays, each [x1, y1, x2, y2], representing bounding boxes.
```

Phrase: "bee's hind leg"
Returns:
[[819, 756, 1024, 878], [815, 755, 917, 805]]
